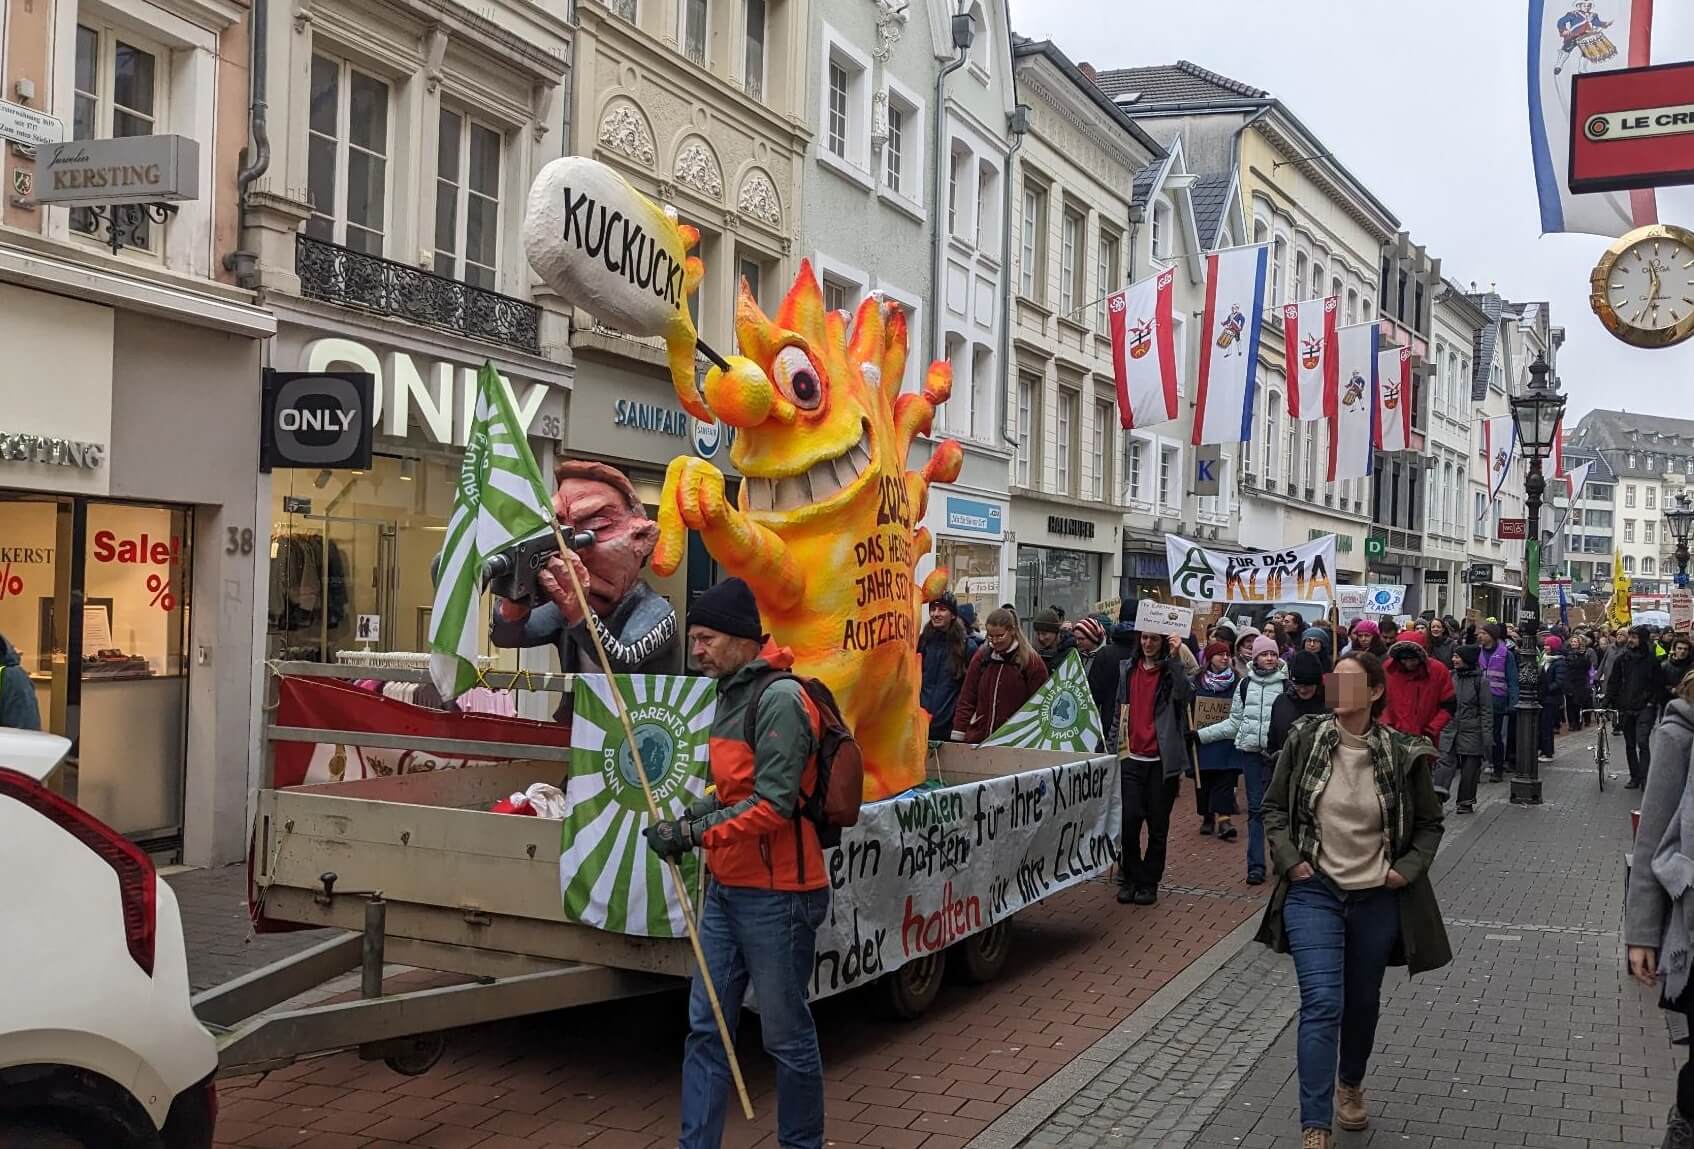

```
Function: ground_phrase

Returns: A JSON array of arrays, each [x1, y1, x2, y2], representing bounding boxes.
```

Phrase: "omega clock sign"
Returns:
[[260, 369, 375, 472]]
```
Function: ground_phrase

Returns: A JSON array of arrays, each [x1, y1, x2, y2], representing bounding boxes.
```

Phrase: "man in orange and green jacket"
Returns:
[[643, 576, 829, 1148]]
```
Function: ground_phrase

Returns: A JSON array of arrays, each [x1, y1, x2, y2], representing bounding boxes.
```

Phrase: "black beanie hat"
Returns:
[[690, 577, 763, 641], [1288, 650, 1324, 686], [1455, 644, 1481, 670]]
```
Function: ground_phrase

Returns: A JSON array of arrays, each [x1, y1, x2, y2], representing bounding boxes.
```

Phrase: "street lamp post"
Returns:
[[1667, 492, 1694, 588], [1507, 353, 1567, 806]]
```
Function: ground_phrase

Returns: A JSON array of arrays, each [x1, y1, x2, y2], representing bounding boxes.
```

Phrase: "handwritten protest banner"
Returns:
[[1165, 533, 1336, 604], [1336, 584, 1406, 622], [809, 755, 1117, 999], [1134, 600, 1194, 637]]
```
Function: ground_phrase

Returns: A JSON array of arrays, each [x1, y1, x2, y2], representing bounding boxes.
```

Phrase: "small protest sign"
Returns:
[[1135, 600, 1194, 637]]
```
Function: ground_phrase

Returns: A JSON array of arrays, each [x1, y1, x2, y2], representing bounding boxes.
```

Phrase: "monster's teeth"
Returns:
[[775, 476, 809, 510], [832, 455, 856, 490], [850, 441, 872, 472], [747, 478, 772, 512]]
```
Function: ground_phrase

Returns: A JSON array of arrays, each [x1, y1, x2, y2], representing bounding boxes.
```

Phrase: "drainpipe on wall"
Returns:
[[997, 103, 1028, 450], [926, 14, 971, 376], [223, 0, 270, 287]]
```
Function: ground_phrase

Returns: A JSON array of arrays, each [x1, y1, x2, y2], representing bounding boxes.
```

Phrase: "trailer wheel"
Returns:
[[950, 921, 1013, 984], [379, 1033, 446, 1076], [883, 952, 945, 1019]]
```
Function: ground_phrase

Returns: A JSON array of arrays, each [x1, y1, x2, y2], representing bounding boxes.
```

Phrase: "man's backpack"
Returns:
[[744, 671, 864, 846]]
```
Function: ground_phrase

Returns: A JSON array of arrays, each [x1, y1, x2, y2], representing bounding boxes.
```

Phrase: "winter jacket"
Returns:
[[0, 635, 39, 731], [1539, 652, 1568, 698], [1267, 689, 1331, 760], [1608, 629, 1671, 713], [1112, 654, 1193, 779], [1037, 631, 1077, 673], [1426, 636, 1457, 668], [1089, 630, 1136, 738], [1476, 640, 1520, 708], [692, 642, 825, 892], [1626, 699, 1694, 951], [1198, 664, 1289, 754], [1257, 715, 1451, 975], [1382, 647, 1456, 742], [918, 625, 977, 742], [1664, 655, 1694, 696], [1444, 667, 1493, 758], [1564, 648, 1597, 704], [954, 643, 1049, 743], [1192, 670, 1247, 774]]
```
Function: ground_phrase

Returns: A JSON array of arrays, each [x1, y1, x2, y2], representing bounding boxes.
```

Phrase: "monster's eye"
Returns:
[[774, 346, 823, 411]]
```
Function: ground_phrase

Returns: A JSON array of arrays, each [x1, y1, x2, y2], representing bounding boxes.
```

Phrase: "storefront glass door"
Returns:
[[0, 493, 192, 847], [1015, 546, 1103, 622]]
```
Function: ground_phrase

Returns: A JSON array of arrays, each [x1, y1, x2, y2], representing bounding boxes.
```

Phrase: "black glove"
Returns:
[[643, 818, 699, 861]]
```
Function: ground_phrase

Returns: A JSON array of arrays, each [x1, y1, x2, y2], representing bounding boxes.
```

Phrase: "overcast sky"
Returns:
[[1006, 0, 1694, 424]]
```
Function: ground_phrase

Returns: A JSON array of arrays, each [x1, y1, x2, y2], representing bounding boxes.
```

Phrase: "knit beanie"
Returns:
[[1250, 635, 1281, 661], [1543, 634, 1564, 653], [1455, 644, 1481, 670], [957, 602, 976, 630], [1288, 650, 1324, 685], [1203, 640, 1233, 665], [1032, 608, 1062, 635], [1352, 619, 1380, 637], [1301, 626, 1331, 650], [689, 577, 763, 640]]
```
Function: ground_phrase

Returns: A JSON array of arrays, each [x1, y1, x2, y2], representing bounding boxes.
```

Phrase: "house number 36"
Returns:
[[226, 527, 255, 555]]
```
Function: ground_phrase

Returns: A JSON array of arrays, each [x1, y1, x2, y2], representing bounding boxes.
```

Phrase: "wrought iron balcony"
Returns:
[[295, 234, 539, 354]]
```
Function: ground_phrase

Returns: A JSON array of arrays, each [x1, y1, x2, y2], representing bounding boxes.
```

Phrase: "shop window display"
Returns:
[[1015, 545, 1102, 622]]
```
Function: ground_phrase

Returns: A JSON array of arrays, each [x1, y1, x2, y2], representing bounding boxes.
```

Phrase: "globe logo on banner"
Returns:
[[563, 674, 714, 937], [983, 652, 1102, 753]]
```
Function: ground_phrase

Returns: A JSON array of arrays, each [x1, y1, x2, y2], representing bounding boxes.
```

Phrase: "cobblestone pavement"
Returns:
[[991, 728, 1680, 1149], [166, 862, 339, 992], [211, 780, 1268, 1148]]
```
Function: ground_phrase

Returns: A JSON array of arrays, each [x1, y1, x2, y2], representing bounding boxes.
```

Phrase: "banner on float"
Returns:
[[982, 651, 1103, 753], [1165, 533, 1337, 603], [562, 673, 713, 938], [809, 756, 1116, 1000]]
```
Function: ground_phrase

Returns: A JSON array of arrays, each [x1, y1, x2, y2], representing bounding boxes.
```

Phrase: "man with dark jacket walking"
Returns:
[[1089, 603, 1138, 747], [1446, 645, 1493, 812], [1114, 630, 1192, 906], [1608, 623, 1670, 789]]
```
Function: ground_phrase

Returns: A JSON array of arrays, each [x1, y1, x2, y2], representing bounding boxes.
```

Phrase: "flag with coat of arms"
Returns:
[[1108, 267, 1179, 430], [1375, 345, 1412, 453], [1282, 295, 1338, 420]]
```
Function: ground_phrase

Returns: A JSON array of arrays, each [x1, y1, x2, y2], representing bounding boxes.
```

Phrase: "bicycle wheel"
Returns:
[[1596, 728, 1608, 791]]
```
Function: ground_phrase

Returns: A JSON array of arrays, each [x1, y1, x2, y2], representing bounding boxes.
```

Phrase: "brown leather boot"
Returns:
[[1301, 1128, 1330, 1149], [1335, 1082, 1368, 1131]]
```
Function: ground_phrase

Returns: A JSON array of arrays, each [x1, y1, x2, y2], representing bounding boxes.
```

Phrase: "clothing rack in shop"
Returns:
[[271, 658, 576, 695]]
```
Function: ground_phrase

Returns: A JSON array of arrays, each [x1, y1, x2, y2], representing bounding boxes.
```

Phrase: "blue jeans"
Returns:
[[1282, 875, 1401, 1131], [680, 880, 829, 1149], [1244, 754, 1271, 875]]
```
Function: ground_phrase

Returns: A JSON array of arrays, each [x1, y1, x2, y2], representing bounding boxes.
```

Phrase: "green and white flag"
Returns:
[[428, 363, 556, 701], [562, 673, 715, 936], [982, 650, 1103, 753]]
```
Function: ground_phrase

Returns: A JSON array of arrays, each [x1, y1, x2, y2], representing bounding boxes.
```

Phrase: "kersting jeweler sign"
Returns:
[[1571, 61, 1694, 194]]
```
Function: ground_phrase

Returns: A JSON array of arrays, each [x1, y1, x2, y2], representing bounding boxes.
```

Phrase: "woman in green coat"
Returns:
[[1256, 651, 1451, 1149]]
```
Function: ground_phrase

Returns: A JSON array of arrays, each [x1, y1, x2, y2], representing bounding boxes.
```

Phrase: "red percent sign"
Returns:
[[0, 563, 21, 600], [145, 573, 177, 611]]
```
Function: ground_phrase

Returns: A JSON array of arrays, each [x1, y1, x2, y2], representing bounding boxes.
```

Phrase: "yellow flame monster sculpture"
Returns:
[[653, 261, 962, 800]]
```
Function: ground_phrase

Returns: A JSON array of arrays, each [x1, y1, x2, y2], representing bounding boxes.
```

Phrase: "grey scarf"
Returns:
[[1651, 758, 1694, 1003]]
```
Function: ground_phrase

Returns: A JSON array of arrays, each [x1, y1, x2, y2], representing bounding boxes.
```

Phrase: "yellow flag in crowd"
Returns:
[[1609, 549, 1632, 629]]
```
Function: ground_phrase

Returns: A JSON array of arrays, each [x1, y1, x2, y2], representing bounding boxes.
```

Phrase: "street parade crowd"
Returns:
[[917, 595, 1694, 1149]]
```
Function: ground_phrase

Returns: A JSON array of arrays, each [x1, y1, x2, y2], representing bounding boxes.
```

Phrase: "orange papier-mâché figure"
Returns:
[[653, 261, 962, 801]]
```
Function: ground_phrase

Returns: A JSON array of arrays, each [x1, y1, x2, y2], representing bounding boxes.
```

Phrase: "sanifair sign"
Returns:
[[1571, 62, 1694, 195], [1164, 533, 1337, 604], [301, 337, 561, 448]]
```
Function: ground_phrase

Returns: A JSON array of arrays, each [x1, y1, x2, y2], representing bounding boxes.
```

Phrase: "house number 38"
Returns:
[[226, 527, 255, 555]]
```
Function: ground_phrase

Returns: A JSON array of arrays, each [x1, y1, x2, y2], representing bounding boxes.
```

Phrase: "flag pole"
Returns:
[[548, 521, 756, 1122]]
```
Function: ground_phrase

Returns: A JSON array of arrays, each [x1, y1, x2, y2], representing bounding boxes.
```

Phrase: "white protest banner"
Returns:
[[1673, 588, 1692, 635], [524, 157, 708, 419], [1165, 533, 1336, 604], [1135, 600, 1194, 637], [809, 756, 1117, 1000], [1336, 584, 1404, 622]]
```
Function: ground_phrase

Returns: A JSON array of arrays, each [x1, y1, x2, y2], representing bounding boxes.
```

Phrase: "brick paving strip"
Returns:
[[980, 732, 1684, 1149]]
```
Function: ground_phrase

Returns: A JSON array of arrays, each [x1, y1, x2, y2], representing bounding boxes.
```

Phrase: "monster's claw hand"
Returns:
[[894, 361, 955, 458], [921, 360, 953, 407], [655, 457, 803, 611], [924, 440, 963, 486], [921, 569, 950, 603]]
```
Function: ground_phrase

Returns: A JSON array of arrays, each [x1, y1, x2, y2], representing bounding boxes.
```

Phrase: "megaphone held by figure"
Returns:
[[481, 527, 597, 606]]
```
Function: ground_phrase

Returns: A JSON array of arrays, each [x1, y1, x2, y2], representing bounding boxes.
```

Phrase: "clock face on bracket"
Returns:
[[1592, 225, 1694, 349]]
